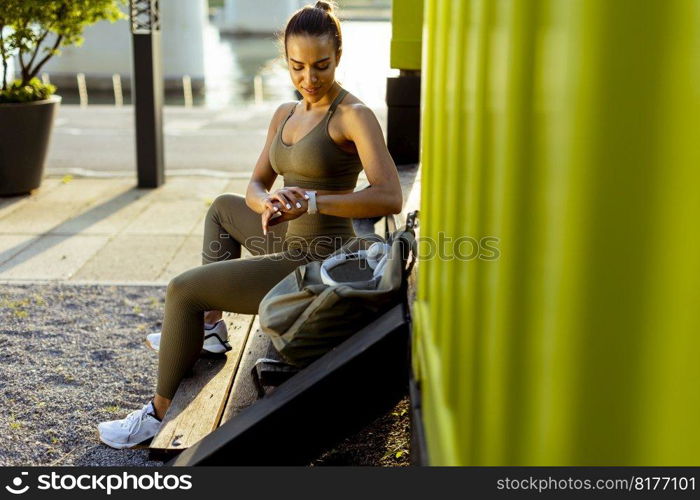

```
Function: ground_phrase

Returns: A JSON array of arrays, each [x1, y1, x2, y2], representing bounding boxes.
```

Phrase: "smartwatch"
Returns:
[[306, 190, 318, 214]]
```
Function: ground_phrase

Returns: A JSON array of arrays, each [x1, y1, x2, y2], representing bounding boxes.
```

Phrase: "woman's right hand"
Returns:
[[261, 202, 307, 235], [264, 187, 310, 213]]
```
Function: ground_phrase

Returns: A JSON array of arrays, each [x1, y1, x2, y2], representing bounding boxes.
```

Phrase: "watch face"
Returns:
[[308, 191, 318, 214]]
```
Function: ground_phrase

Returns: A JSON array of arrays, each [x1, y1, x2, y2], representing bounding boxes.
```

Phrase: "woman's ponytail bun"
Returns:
[[314, 1, 334, 14]]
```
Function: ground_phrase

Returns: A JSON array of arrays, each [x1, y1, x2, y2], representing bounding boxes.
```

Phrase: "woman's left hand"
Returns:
[[267, 187, 310, 212]]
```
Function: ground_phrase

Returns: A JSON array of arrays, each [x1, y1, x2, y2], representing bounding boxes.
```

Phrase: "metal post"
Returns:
[[130, 0, 164, 188], [387, 0, 423, 168]]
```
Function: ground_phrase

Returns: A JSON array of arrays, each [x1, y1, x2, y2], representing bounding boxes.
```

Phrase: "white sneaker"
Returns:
[[98, 399, 162, 449], [145, 319, 232, 354]]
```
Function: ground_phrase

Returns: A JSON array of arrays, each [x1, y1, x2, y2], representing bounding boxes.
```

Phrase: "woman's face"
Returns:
[[286, 34, 340, 102]]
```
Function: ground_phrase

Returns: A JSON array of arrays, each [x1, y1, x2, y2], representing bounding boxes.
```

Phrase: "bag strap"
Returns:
[[251, 358, 300, 398], [399, 229, 418, 277], [395, 210, 419, 277], [405, 210, 419, 232], [294, 265, 306, 288], [384, 213, 398, 240]]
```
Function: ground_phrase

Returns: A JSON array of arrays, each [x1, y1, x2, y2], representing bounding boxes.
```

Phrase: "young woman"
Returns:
[[97, 0, 402, 449]]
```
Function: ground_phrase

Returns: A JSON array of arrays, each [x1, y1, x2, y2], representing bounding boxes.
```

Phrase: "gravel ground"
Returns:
[[0, 283, 166, 467], [0, 282, 411, 467], [311, 396, 411, 466]]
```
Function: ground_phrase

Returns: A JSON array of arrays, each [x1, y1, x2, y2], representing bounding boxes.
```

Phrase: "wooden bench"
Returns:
[[149, 313, 289, 457], [149, 165, 421, 460]]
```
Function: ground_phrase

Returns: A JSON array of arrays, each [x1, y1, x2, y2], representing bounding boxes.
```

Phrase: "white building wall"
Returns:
[[218, 0, 305, 35], [40, 0, 207, 90]]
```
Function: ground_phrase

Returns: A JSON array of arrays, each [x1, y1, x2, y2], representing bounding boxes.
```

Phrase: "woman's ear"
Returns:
[[335, 49, 342, 66]]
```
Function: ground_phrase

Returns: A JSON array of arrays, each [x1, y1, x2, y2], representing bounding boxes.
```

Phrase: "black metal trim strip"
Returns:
[[167, 303, 409, 466]]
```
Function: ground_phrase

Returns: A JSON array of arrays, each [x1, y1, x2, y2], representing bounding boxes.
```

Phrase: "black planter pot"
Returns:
[[0, 96, 61, 196]]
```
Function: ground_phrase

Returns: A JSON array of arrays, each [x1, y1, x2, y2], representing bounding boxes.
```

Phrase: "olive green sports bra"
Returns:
[[269, 87, 363, 191]]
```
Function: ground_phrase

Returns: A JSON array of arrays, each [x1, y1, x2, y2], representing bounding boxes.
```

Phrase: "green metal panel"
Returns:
[[391, 0, 424, 70], [415, 0, 700, 465]]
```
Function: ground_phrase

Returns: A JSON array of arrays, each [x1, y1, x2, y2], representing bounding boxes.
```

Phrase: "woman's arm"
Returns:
[[316, 104, 403, 218], [245, 103, 294, 214]]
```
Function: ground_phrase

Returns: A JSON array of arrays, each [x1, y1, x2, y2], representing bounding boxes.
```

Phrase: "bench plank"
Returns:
[[220, 317, 281, 424], [150, 313, 254, 450]]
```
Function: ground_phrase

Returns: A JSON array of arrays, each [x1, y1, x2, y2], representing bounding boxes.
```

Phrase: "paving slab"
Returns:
[[48, 186, 152, 236], [0, 178, 64, 216], [0, 178, 135, 235], [0, 235, 38, 267], [157, 235, 203, 282], [189, 179, 254, 237], [71, 234, 185, 282], [121, 201, 207, 235], [141, 176, 229, 203], [0, 234, 110, 280]]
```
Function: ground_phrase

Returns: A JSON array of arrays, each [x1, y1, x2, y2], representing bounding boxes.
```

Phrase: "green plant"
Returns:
[[0, 0, 125, 102], [0, 78, 55, 104]]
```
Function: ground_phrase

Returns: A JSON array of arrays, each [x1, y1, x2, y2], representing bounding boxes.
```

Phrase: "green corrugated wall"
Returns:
[[413, 0, 700, 465], [391, 0, 424, 70]]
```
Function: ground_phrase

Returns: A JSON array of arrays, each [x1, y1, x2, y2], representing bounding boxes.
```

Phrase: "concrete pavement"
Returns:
[[0, 104, 418, 286], [0, 175, 253, 284]]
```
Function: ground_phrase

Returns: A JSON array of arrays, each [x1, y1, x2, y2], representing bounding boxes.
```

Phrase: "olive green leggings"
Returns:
[[156, 193, 355, 399]]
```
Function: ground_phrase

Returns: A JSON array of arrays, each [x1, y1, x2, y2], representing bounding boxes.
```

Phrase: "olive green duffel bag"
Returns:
[[257, 219, 417, 368]]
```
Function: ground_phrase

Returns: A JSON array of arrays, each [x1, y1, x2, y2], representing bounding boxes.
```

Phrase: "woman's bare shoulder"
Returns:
[[339, 91, 378, 116], [269, 101, 298, 131], [336, 93, 379, 129], [335, 92, 374, 123], [338, 90, 365, 109], [274, 101, 298, 120]]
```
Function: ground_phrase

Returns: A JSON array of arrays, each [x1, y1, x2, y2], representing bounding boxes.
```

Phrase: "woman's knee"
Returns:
[[166, 269, 198, 303], [207, 193, 246, 220]]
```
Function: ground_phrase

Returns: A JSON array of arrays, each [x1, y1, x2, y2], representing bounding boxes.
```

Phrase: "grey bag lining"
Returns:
[[327, 258, 375, 282]]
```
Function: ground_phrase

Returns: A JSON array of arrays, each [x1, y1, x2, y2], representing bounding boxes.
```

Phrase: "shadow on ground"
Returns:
[[0, 282, 410, 466]]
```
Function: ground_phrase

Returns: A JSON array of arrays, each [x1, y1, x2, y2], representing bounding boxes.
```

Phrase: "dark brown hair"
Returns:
[[280, 1, 343, 60]]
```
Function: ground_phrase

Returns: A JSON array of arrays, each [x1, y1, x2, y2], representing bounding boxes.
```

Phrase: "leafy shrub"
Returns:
[[0, 78, 56, 104], [0, 0, 125, 103]]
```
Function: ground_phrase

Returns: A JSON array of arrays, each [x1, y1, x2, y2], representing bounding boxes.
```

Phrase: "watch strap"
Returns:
[[307, 191, 318, 214]]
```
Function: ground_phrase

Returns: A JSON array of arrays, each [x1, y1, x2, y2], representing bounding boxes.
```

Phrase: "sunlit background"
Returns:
[[202, 20, 394, 108], [52, 0, 394, 108]]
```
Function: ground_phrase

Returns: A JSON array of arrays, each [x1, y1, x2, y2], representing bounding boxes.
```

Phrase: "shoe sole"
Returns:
[[145, 338, 158, 352], [98, 431, 154, 450], [144, 338, 232, 355]]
